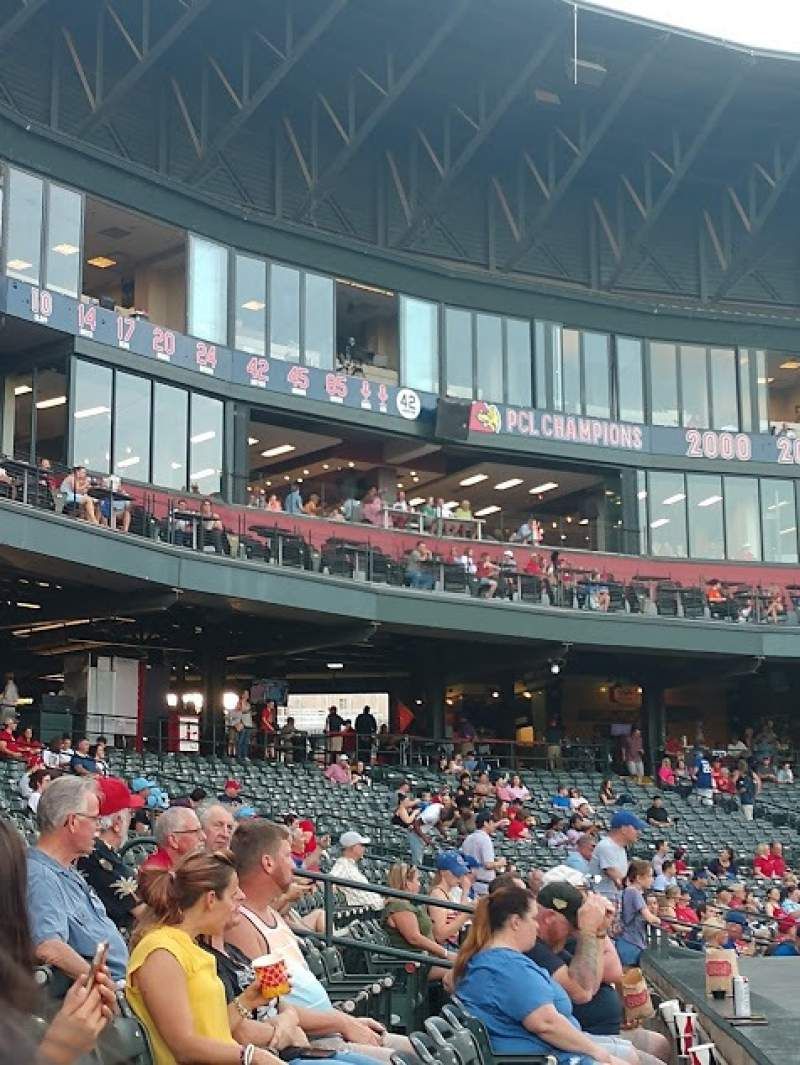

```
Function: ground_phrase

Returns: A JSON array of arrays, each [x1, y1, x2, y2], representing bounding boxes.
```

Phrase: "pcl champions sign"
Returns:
[[469, 401, 644, 453]]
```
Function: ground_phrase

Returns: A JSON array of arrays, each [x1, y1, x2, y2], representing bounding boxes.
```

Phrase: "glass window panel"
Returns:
[[761, 478, 797, 563], [738, 349, 752, 432], [616, 337, 644, 423], [304, 273, 334, 370], [686, 473, 724, 560], [9, 372, 32, 461], [583, 332, 610, 418], [505, 318, 531, 407], [45, 184, 81, 297], [152, 383, 188, 490], [270, 264, 300, 362], [710, 347, 738, 430], [34, 364, 67, 466], [444, 307, 473, 399], [188, 235, 228, 344], [401, 296, 439, 393], [561, 328, 581, 414], [647, 471, 687, 558], [6, 168, 42, 284], [233, 254, 266, 355], [755, 350, 769, 432], [636, 470, 648, 556], [649, 342, 678, 426], [543, 322, 561, 409], [724, 476, 761, 561], [189, 393, 223, 496], [476, 314, 503, 402], [113, 372, 151, 480], [679, 345, 708, 428], [71, 360, 112, 473]]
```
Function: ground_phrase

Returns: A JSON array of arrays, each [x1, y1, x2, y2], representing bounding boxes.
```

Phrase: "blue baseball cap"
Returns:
[[235, 805, 257, 820], [131, 776, 158, 793], [460, 853, 481, 870], [436, 851, 469, 876], [725, 910, 748, 927], [610, 810, 647, 832]]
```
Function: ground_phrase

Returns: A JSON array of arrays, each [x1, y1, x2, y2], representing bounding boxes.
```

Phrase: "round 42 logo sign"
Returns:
[[395, 388, 422, 420]]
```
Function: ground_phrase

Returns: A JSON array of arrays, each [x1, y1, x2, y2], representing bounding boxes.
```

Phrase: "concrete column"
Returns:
[[642, 682, 665, 777]]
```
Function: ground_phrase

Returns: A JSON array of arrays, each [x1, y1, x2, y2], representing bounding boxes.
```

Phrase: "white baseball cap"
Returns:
[[340, 831, 370, 847]]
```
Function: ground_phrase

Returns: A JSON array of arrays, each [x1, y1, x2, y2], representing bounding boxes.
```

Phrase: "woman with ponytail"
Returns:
[[127, 850, 279, 1065], [453, 886, 630, 1065]]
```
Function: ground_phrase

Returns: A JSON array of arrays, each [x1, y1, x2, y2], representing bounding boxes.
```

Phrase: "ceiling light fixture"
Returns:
[[475, 504, 501, 517], [189, 430, 216, 444], [697, 495, 722, 507], [495, 478, 523, 490], [649, 518, 670, 529], [52, 243, 79, 256], [6, 259, 32, 271], [261, 444, 295, 458], [247, 437, 259, 446], [459, 473, 488, 487], [115, 455, 140, 469], [36, 395, 67, 409], [662, 493, 686, 505], [780, 360, 800, 370], [408, 497, 425, 506], [241, 300, 266, 311], [74, 404, 110, 419], [529, 481, 559, 494], [13, 385, 32, 396], [86, 255, 117, 269], [16, 602, 41, 609], [327, 662, 344, 670]]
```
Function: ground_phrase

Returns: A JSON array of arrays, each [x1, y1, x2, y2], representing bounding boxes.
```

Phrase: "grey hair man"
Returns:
[[27, 775, 128, 980], [198, 801, 236, 852], [139, 804, 205, 872]]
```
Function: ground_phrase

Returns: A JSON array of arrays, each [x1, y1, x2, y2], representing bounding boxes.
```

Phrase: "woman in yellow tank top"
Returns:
[[127, 850, 277, 1065]]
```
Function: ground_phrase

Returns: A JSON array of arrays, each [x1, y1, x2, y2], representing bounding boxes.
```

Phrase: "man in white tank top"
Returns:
[[226, 819, 417, 1064]]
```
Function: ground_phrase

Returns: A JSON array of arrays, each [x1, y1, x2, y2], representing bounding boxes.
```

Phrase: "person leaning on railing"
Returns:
[[382, 863, 452, 981]]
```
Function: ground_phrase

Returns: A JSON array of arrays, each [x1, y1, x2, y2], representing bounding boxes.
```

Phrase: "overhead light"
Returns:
[[247, 437, 259, 446], [241, 300, 266, 311], [444, 500, 458, 509], [780, 526, 797, 535], [650, 518, 670, 529], [495, 478, 523, 491], [16, 602, 41, 609], [637, 490, 647, 500], [697, 495, 722, 507], [529, 481, 559, 494], [550, 661, 561, 675], [166, 693, 178, 708], [190, 468, 216, 480], [303, 469, 310, 476], [36, 395, 67, 409], [261, 444, 295, 458], [459, 473, 488, 487], [335, 277, 394, 297], [52, 243, 79, 256], [13, 385, 32, 395], [475, 505, 501, 517], [662, 493, 686, 505], [74, 404, 110, 419], [87, 255, 117, 269], [491, 690, 500, 698], [579, 518, 589, 525], [6, 258, 32, 271], [348, 461, 355, 468], [116, 455, 140, 469], [779, 361, 800, 370], [522, 690, 532, 699], [170, 461, 183, 470], [327, 662, 344, 670], [409, 497, 425, 506], [757, 377, 775, 384], [222, 692, 239, 711], [190, 430, 216, 444], [322, 463, 330, 470]]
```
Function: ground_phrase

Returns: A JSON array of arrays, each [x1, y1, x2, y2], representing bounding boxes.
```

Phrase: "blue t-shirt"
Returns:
[[768, 941, 800, 957], [456, 947, 594, 1065], [694, 756, 712, 789]]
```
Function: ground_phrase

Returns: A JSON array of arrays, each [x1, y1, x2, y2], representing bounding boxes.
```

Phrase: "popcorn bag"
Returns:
[[621, 967, 655, 1022], [704, 947, 738, 999], [687, 1043, 721, 1065], [251, 952, 291, 999]]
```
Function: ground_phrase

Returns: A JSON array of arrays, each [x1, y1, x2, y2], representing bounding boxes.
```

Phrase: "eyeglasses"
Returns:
[[172, 827, 204, 835], [72, 813, 101, 824]]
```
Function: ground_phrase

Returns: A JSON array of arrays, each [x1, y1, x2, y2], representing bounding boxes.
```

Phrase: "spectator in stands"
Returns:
[[708, 846, 738, 880], [325, 753, 353, 784], [26, 767, 53, 814], [476, 552, 499, 598], [227, 819, 414, 1063], [766, 915, 800, 956], [501, 773, 530, 802], [354, 705, 377, 763], [686, 869, 709, 909], [771, 841, 788, 876], [645, 796, 671, 828], [462, 811, 505, 896], [360, 487, 383, 526], [588, 811, 646, 903], [753, 842, 775, 878], [405, 540, 434, 590], [382, 863, 451, 978], [285, 481, 303, 515], [777, 761, 795, 783], [651, 839, 669, 876], [736, 762, 760, 820], [598, 778, 626, 807], [77, 776, 146, 933], [59, 466, 98, 523], [329, 831, 383, 912], [656, 757, 675, 789], [652, 860, 677, 893], [615, 859, 660, 967], [266, 493, 282, 512], [691, 748, 714, 806], [198, 499, 227, 554], [303, 493, 320, 517], [140, 805, 205, 872], [454, 885, 632, 1065], [0, 820, 116, 1065], [16, 725, 43, 764], [428, 852, 473, 946], [565, 834, 595, 875], [200, 803, 236, 852], [27, 776, 128, 980], [218, 778, 244, 806], [763, 886, 786, 920], [69, 738, 100, 777], [722, 910, 755, 956], [622, 727, 644, 782], [392, 790, 427, 865], [545, 718, 564, 771], [0, 714, 25, 761]]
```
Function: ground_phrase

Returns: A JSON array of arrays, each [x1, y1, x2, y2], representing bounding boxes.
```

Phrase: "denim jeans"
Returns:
[[407, 830, 425, 866], [236, 727, 252, 758]]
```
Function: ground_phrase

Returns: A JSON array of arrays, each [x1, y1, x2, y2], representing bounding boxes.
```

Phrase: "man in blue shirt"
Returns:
[[564, 834, 594, 875], [27, 775, 128, 981], [767, 916, 800, 957], [69, 737, 100, 776], [692, 749, 714, 806], [285, 481, 303, 514]]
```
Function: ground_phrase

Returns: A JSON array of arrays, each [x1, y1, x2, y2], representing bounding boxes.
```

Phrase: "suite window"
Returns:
[[679, 345, 708, 429], [152, 383, 188, 490], [188, 235, 228, 344], [649, 342, 678, 426], [5, 168, 43, 284], [738, 349, 753, 432], [710, 348, 738, 430], [647, 471, 687, 558], [335, 278, 397, 381], [270, 264, 300, 362], [72, 360, 112, 473], [583, 332, 611, 419], [616, 337, 644, 423], [401, 296, 439, 393], [189, 393, 223, 495], [754, 349, 769, 432], [8, 372, 32, 461], [234, 254, 266, 355], [444, 307, 473, 399], [505, 318, 532, 407], [686, 473, 724, 560], [724, 476, 761, 561], [304, 272, 334, 369], [34, 363, 67, 466], [635, 470, 648, 556], [761, 478, 797, 564], [45, 184, 82, 297], [113, 372, 151, 480], [476, 314, 503, 403], [561, 328, 581, 414], [535, 321, 559, 408]]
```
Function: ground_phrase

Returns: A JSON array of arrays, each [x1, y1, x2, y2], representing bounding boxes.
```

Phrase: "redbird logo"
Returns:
[[471, 401, 502, 434]]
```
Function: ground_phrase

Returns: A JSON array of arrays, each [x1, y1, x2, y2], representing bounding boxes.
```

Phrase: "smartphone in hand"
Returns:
[[87, 941, 109, 985]]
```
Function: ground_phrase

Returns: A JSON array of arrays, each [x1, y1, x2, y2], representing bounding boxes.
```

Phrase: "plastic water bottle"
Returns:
[[733, 975, 751, 1017]]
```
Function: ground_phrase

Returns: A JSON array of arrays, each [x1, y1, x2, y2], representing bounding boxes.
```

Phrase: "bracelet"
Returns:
[[233, 996, 251, 1020], [240, 1044, 256, 1065]]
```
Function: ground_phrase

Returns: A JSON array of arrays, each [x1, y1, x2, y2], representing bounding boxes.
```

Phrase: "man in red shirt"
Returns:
[[139, 804, 204, 871], [770, 841, 788, 878], [753, 844, 777, 878], [0, 715, 25, 761]]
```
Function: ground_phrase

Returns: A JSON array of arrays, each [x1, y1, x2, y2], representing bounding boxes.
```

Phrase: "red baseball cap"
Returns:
[[777, 915, 798, 935], [224, 779, 242, 791], [97, 776, 145, 816]]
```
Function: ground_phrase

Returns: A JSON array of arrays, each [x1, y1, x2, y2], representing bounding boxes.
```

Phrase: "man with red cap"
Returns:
[[217, 778, 243, 805], [766, 915, 800, 957], [77, 777, 146, 931]]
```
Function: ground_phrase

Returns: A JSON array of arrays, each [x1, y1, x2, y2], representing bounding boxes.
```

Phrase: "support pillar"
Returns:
[[642, 681, 665, 778], [202, 645, 227, 755]]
